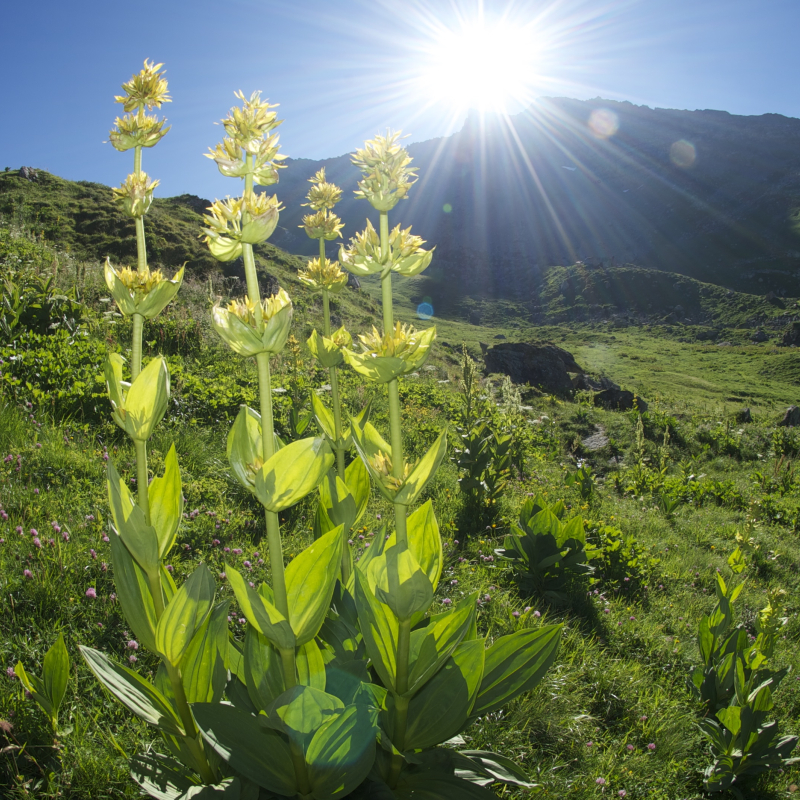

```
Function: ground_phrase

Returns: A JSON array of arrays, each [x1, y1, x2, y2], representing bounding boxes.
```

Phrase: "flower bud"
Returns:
[[104, 260, 183, 319], [241, 193, 282, 244], [298, 257, 349, 294], [105, 354, 170, 442], [303, 168, 342, 210], [212, 288, 293, 357], [301, 209, 344, 241], [352, 130, 418, 212], [109, 110, 170, 152], [111, 172, 159, 218], [115, 60, 171, 112]]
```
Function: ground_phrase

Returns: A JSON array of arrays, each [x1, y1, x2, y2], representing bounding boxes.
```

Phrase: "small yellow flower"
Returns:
[[115, 60, 171, 111], [212, 288, 293, 357], [117, 265, 165, 295], [104, 259, 184, 319], [298, 257, 348, 293], [111, 172, 160, 218], [205, 133, 286, 186], [301, 209, 344, 241], [202, 193, 283, 260], [303, 168, 342, 210], [352, 130, 418, 212], [109, 110, 170, 152]]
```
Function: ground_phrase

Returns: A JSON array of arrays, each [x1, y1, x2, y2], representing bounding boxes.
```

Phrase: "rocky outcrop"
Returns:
[[779, 406, 800, 427], [780, 322, 800, 347], [594, 388, 648, 412], [481, 342, 582, 394], [19, 167, 37, 181]]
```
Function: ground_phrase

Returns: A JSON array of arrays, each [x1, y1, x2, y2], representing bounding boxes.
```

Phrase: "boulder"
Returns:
[[19, 166, 37, 181], [594, 388, 648, 412], [735, 407, 752, 423], [751, 330, 769, 343], [779, 406, 800, 427], [780, 322, 800, 347], [482, 342, 582, 394], [347, 273, 361, 290], [572, 374, 620, 391]]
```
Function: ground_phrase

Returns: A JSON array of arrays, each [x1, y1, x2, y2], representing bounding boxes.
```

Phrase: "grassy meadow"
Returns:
[[1, 217, 800, 800]]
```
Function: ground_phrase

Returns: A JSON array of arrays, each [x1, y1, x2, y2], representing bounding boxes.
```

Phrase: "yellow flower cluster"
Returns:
[[116, 265, 166, 297], [298, 257, 348, 293], [352, 130, 418, 212], [221, 90, 282, 154], [115, 60, 171, 111], [303, 168, 342, 210], [111, 172, 160, 218], [202, 193, 283, 259], [369, 450, 415, 492], [301, 209, 344, 241], [226, 288, 291, 328], [357, 322, 425, 360], [109, 110, 170, 152]]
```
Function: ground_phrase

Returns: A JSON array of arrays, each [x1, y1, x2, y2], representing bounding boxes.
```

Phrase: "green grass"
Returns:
[[2, 204, 800, 799]]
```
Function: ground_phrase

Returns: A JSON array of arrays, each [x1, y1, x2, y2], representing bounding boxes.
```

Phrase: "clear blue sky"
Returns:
[[2, 0, 798, 200]]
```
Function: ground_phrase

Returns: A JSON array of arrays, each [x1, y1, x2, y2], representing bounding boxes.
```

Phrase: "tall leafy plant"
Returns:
[[79, 62, 227, 792]]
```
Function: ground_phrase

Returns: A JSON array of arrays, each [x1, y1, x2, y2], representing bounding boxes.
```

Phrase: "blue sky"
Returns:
[[2, 0, 798, 200]]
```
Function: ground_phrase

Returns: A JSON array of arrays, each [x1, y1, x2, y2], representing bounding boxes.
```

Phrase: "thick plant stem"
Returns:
[[134, 440, 150, 525], [165, 660, 216, 784], [131, 314, 144, 380], [323, 287, 346, 479], [388, 618, 412, 787], [135, 218, 147, 274]]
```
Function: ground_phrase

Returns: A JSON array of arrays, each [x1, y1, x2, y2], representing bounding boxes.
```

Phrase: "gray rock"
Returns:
[[752, 330, 769, 343], [572, 374, 620, 391], [19, 166, 37, 181], [780, 322, 800, 347], [779, 406, 800, 427], [347, 273, 360, 289], [735, 407, 752, 423], [482, 342, 582, 394], [594, 388, 648, 412]]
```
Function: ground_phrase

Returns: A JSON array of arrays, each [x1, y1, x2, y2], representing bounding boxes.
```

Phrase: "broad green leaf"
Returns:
[[109, 532, 158, 652], [255, 437, 334, 513], [107, 458, 160, 575], [80, 646, 183, 735], [267, 685, 343, 746], [345, 457, 370, 527], [227, 566, 295, 651], [313, 499, 338, 540], [698, 616, 714, 664], [354, 568, 398, 691], [227, 406, 263, 494], [395, 772, 498, 799], [149, 444, 183, 558], [455, 751, 538, 789], [312, 392, 336, 440], [306, 704, 379, 799], [727, 545, 746, 574], [244, 625, 285, 712], [14, 662, 53, 716], [130, 751, 200, 800], [298, 639, 327, 691], [407, 593, 476, 695], [388, 500, 442, 593], [42, 631, 69, 716], [342, 349, 407, 384], [124, 356, 170, 442], [182, 778, 242, 799], [156, 564, 215, 665], [403, 639, 484, 750], [370, 544, 434, 622], [351, 423, 395, 503], [192, 702, 296, 796], [319, 472, 357, 534], [559, 515, 585, 547], [395, 429, 448, 507], [716, 705, 742, 736], [286, 526, 344, 645], [471, 625, 562, 718], [181, 600, 229, 704]]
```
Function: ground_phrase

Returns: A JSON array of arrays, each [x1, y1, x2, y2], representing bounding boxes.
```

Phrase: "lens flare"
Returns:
[[670, 140, 696, 168], [588, 108, 619, 139], [417, 301, 434, 320]]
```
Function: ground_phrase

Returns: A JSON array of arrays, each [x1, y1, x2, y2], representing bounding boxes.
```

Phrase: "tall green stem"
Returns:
[[131, 314, 144, 380], [134, 440, 151, 526]]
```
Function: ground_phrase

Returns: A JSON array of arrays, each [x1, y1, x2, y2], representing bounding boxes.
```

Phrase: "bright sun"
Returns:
[[423, 21, 540, 113]]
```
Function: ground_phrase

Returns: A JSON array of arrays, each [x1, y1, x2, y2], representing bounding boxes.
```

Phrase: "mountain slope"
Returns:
[[263, 97, 800, 307]]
